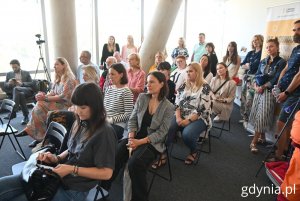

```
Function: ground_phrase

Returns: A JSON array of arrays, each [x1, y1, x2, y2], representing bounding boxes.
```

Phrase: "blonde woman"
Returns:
[[171, 37, 189, 65], [82, 66, 99, 84], [101, 36, 120, 69], [121, 35, 138, 62], [166, 62, 213, 165], [127, 53, 146, 103], [148, 51, 165, 73], [17, 57, 77, 147], [240, 35, 264, 127]]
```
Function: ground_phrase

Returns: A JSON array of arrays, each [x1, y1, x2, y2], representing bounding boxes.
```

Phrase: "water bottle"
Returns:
[[273, 85, 281, 97]]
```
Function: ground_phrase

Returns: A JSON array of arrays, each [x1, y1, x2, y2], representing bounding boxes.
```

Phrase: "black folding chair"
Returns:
[[40, 121, 67, 154], [147, 145, 172, 195], [0, 99, 26, 160], [211, 118, 231, 139]]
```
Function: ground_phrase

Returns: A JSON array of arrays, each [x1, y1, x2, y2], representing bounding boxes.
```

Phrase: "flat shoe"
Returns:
[[28, 140, 40, 148], [15, 130, 29, 137]]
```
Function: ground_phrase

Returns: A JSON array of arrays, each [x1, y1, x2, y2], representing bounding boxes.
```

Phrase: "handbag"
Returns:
[[21, 145, 61, 201]]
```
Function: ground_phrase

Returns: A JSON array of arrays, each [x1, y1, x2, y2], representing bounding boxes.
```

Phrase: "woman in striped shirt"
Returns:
[[104, 63, 133, 140]]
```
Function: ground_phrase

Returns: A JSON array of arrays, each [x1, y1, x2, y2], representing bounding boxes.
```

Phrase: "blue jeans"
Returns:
[[167, 116, 207, 152], [0, 174, 88, 201]]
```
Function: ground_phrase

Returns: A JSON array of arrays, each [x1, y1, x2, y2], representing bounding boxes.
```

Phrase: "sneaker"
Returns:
[[213, 116, 221, 123], [250, 143, 258, 153]]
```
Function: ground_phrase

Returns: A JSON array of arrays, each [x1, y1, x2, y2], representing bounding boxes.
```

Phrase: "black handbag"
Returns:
[[21, 145, 61, 201]]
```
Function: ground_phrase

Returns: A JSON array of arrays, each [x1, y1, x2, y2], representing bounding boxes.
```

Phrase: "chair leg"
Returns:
[[93, 184, 107, 201], [147, 146, 172, 195], [200, 130, 211, 154], [12, 134, 27, 160], [211, 121, 225, 139]]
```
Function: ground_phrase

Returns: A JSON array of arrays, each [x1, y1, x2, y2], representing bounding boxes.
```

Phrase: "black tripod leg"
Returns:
[[255, 98, 300, 177]]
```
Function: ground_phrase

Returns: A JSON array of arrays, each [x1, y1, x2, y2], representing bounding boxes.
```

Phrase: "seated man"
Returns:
[[76, 50, 100, 84], [3, 59, 34, 124]]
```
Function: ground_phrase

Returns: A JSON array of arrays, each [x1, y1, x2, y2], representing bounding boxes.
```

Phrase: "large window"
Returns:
[[98, 0, 141, 65], [186, 0, 226, 60], [0, 0, 43, 80]]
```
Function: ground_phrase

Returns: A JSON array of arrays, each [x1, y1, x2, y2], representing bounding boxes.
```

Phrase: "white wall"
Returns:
[[221, 0, 298, 58]]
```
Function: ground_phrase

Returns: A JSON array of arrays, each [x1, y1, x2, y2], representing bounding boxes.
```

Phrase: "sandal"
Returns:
[[151, 154, 167, 169], [184, 153, 197, 165], [250, 143, 258, 154], [257, 138, 266, 144]]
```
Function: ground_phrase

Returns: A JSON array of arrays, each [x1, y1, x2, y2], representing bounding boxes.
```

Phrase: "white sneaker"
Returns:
[[243, 121, 248, 129], [213, 116, 221, 123]]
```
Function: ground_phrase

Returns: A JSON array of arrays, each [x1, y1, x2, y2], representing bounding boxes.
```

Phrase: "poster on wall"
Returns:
[[262, 2, 300, 60]]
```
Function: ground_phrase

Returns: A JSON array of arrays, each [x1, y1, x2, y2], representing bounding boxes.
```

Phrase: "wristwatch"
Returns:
[[284, 91, 290, 96]]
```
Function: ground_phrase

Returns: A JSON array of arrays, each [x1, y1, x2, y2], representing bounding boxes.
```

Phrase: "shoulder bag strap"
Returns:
[[213, 79, 229, 94]]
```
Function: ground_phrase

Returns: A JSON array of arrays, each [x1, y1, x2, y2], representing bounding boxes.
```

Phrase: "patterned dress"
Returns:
[[25, 78, 76, 140], [176, 83, 213, 129]]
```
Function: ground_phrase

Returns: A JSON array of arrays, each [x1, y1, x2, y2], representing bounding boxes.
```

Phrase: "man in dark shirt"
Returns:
[[3, 59, 34, 124], [272, 20, 300, 161]]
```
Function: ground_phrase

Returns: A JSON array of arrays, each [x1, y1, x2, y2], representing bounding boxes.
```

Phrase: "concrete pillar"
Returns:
[[49, 0, 78, 75], [139, 0, 183, 72]]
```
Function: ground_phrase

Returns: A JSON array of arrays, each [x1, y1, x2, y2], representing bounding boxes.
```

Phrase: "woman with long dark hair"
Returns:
[[0, 83, 117, 201], [103, 71, 174, 201]]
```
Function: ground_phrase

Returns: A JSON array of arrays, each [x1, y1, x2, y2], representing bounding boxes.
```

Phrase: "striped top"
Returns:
[[104, 86, 133, 128]]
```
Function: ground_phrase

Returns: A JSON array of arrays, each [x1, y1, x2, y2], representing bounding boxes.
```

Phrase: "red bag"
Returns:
[[232, 77, 240, 85]]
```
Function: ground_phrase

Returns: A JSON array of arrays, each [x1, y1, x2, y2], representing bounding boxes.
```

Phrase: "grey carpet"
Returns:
[[0, 105, 277, 201]]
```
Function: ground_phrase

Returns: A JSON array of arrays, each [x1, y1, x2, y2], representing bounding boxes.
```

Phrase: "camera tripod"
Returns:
[[34, 41, 51, 82]]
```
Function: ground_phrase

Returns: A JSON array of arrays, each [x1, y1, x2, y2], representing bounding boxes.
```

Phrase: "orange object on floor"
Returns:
[[280, 111, 300, 201]]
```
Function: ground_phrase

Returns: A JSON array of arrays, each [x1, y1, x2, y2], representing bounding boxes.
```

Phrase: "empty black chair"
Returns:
[[40, 121, 67, 154], [0, 99, 26, 160]]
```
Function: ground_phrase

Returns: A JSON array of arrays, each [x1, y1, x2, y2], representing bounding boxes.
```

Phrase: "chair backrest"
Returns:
[[0, 99, 16, 127], [41, 121, 67, 154]]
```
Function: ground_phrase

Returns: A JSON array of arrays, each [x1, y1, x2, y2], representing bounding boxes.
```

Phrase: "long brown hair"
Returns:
[[223, 41, 239, 65], [54, 57, 75, 84]]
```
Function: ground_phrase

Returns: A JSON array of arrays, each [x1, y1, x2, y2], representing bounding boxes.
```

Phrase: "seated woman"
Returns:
[[200, 54, 213, 84], [104, 63, 133, 140], [82, 65, 99, 84], [127, 53, 146, 103], [249, 37, 286, 153], [210, 62, 236, 122], [167, 62, 212, 165], [103, 71, 174, 201], [17, 57, 77, 148], [0, 83, 117, 201]]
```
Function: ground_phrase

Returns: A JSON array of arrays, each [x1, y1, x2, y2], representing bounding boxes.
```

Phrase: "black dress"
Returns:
[[100, 43, 120, 68], [209, 53, 218, 76]]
